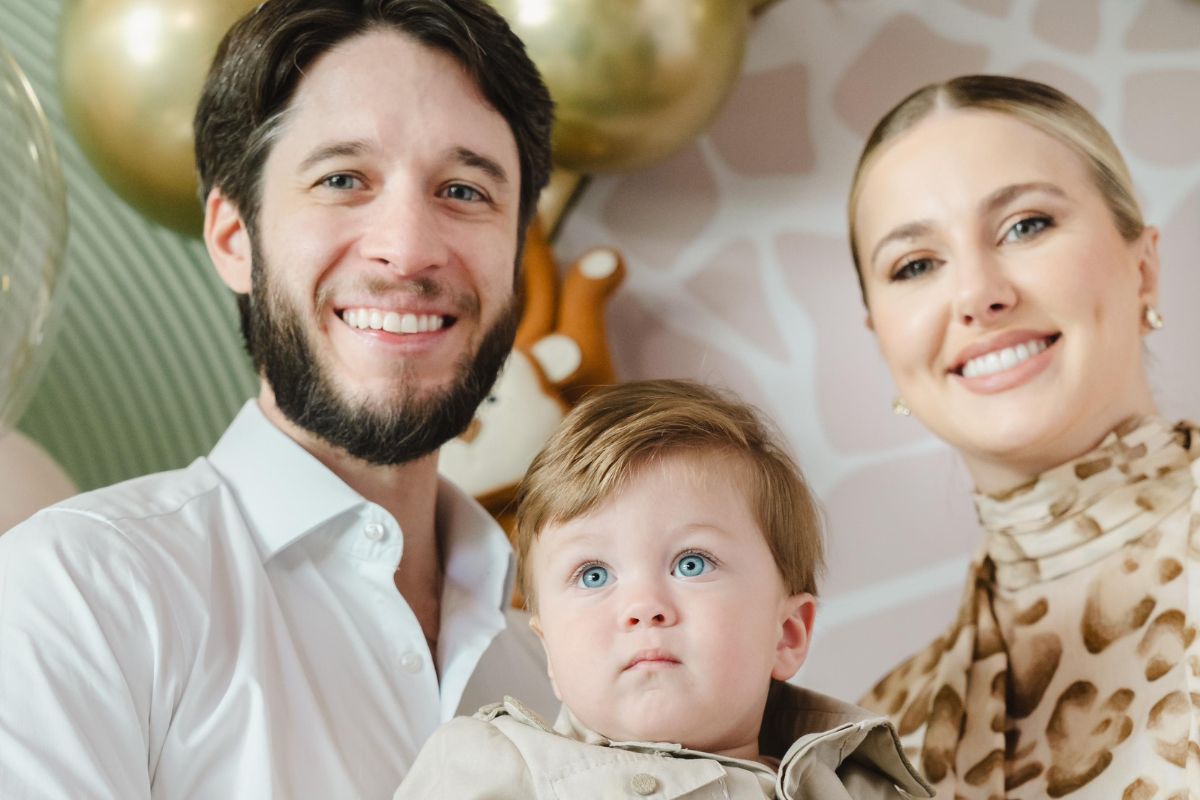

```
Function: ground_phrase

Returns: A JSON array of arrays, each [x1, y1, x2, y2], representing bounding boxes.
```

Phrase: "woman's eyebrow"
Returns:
[[979, 181, 1067, 214], [870, 220, 934, 267]]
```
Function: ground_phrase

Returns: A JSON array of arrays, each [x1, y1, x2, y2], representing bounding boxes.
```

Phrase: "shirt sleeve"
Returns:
[[392, 716, 536, 800], [0, 509, 175, 799]]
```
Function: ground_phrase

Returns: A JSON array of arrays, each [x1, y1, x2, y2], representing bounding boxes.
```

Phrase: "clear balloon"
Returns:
[[58, 0, 259, 235], [491, 0, 751, 173], [0, 44, 68, 430]]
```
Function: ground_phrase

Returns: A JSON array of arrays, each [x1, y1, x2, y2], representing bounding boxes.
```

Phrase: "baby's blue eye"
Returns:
[[672, 553, 713, 579], [578, 565, 610, 589]]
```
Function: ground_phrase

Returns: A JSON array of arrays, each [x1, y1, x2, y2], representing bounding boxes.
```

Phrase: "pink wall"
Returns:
[[555, 0, 1200, 701]]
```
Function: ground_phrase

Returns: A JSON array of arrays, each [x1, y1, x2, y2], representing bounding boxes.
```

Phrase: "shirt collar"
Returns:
[[209, 401, 515, 610], [210, 401, 365, 561], [437, 473, 517, 614]]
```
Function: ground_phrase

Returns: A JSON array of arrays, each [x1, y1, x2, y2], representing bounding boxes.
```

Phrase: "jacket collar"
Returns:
[[541, 680, 931, 796]]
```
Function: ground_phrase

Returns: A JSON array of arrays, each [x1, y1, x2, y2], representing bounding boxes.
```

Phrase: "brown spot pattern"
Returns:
[[1046, 682, 1134, 796], [1014, 597, 1050, 626], [1138, 610, 1192, 681], [1075, 457, 1113, 480], [1122, 777, 1157, 800], [1009, 632, 1063, 719], [1148, 691, 1189, 767], [964, 748, 1003, 786], [922, 684, 965, 783], [1158, 558, 1184, 583]]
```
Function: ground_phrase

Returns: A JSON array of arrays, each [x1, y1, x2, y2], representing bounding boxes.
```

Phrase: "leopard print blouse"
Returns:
[[861, 417, 1200, 798]]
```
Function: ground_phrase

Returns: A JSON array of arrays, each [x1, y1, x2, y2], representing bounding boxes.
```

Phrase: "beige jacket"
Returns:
[[394, 681, 932, 799]]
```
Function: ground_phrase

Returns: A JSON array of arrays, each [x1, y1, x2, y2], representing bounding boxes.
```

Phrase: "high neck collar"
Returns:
[[974, 417, 1195, 590]]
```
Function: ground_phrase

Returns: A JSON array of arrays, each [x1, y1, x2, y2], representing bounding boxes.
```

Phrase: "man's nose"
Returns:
[[357, 186, 450, 276]]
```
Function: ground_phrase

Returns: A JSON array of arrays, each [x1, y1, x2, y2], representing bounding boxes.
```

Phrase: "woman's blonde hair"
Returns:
[[847, 74, 1145, 303], [513, 379, 825, 610]]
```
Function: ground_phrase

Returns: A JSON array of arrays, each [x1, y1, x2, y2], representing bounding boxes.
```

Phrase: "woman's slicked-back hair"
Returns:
[[847, 74, 1144, 304]]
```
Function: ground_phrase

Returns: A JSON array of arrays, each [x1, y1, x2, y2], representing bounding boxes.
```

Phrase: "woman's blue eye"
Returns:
[[1002, 216, 1051, 243], [444, 183, 484, 202], [672, 553, 713, 579], [892, 257, 935, 282], [578, 565, 610, 589], [322, 174, 360, 190]]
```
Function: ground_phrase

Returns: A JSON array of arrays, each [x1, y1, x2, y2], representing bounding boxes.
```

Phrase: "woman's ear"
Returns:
[[772, 593, 817, 682], [204, 187, 253, 294], [529, 615, 562, 701], [1134, 225, 1161, 316]]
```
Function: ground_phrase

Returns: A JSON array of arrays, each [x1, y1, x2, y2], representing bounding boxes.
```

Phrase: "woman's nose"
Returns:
[[951, 249, 1018, 326]]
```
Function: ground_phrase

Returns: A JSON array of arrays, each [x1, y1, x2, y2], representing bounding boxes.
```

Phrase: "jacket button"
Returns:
[[629, 773, 658, 796]]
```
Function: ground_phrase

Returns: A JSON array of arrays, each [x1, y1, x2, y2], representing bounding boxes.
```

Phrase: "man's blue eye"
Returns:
[[578, 565, 609, 589], [444, 184, 484, 202], [672, 554, 712, 578]]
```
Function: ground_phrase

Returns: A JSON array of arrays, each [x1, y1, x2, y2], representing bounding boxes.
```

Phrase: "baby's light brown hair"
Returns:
[[514, 379, 825, 609]]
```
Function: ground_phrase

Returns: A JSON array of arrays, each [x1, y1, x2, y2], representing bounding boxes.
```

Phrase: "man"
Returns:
[[0, 1, 555, 797]]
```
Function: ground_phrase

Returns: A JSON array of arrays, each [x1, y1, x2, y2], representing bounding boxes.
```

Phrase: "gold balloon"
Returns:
[[491, 0, 751, 173], [59, 0, 259, 235]]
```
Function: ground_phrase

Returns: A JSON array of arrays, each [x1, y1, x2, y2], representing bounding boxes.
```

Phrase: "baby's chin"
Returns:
[[577, 709, 733, 753]]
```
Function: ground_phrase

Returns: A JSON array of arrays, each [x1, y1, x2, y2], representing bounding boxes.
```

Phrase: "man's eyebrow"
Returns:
[[298, 140, 370, 173], [454, 146, 509, 184]]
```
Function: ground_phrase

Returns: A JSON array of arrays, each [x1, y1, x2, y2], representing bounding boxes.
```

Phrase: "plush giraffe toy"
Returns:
[[438, 222, 625, 539]]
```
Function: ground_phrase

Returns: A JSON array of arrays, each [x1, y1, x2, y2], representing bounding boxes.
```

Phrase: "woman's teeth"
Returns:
[[342, 309, 444, 334], [961, 337, 1051, 379]]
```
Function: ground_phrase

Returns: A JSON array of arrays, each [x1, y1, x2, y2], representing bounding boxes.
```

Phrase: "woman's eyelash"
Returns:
[[891, 257, 936, 282]]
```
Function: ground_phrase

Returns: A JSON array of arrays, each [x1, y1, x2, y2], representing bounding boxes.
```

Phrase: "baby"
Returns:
[[396, 380, 930, 799]]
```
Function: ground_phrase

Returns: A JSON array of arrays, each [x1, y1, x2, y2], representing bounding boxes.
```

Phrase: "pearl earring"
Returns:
[[1144, 305, 1164, 330], [892, 397, 911, 416]]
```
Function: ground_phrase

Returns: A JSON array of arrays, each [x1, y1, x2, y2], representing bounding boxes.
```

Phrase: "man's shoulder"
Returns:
[[46, 457, 223, 525], [0, 457, 229, 580]]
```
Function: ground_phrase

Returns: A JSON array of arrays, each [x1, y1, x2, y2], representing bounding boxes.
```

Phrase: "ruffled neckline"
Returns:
[[973, 417, 1196, 590]]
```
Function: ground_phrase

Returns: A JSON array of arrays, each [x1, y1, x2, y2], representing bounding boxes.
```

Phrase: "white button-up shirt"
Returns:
[[0, 401, 556, 799]]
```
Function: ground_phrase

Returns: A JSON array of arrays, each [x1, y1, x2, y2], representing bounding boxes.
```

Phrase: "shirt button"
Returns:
[[629, 773, 658, 796], [399, 652, 423, 674], [363, 522, 385, 541]]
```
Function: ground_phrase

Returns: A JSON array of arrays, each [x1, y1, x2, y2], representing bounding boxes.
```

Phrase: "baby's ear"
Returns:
[[771, 593, 816, 682], [529, 615, 563, 702]]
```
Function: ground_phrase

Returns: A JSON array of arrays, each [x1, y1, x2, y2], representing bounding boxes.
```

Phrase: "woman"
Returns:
[[849, 75, 1197, 798]]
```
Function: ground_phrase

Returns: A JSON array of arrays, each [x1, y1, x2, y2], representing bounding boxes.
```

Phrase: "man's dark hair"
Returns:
[[194, 0, 553, 246]]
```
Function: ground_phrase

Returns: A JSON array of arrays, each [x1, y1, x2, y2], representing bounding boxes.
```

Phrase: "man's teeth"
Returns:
[[342, 309, 445, 334], [962, 338, 1050, 379]]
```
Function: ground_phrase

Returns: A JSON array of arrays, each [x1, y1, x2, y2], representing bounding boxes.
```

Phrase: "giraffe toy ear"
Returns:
[[437, 349, 568, 505], [530, 334, 583, 386]]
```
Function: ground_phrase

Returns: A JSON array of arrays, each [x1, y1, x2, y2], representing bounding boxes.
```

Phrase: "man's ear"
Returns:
[[772, 593, 816, 682], [204, 187, 253, 294], [529, 615, 562, 701]]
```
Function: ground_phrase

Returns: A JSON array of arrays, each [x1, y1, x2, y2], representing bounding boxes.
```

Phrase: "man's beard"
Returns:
[[245, 248, 518, 466]]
